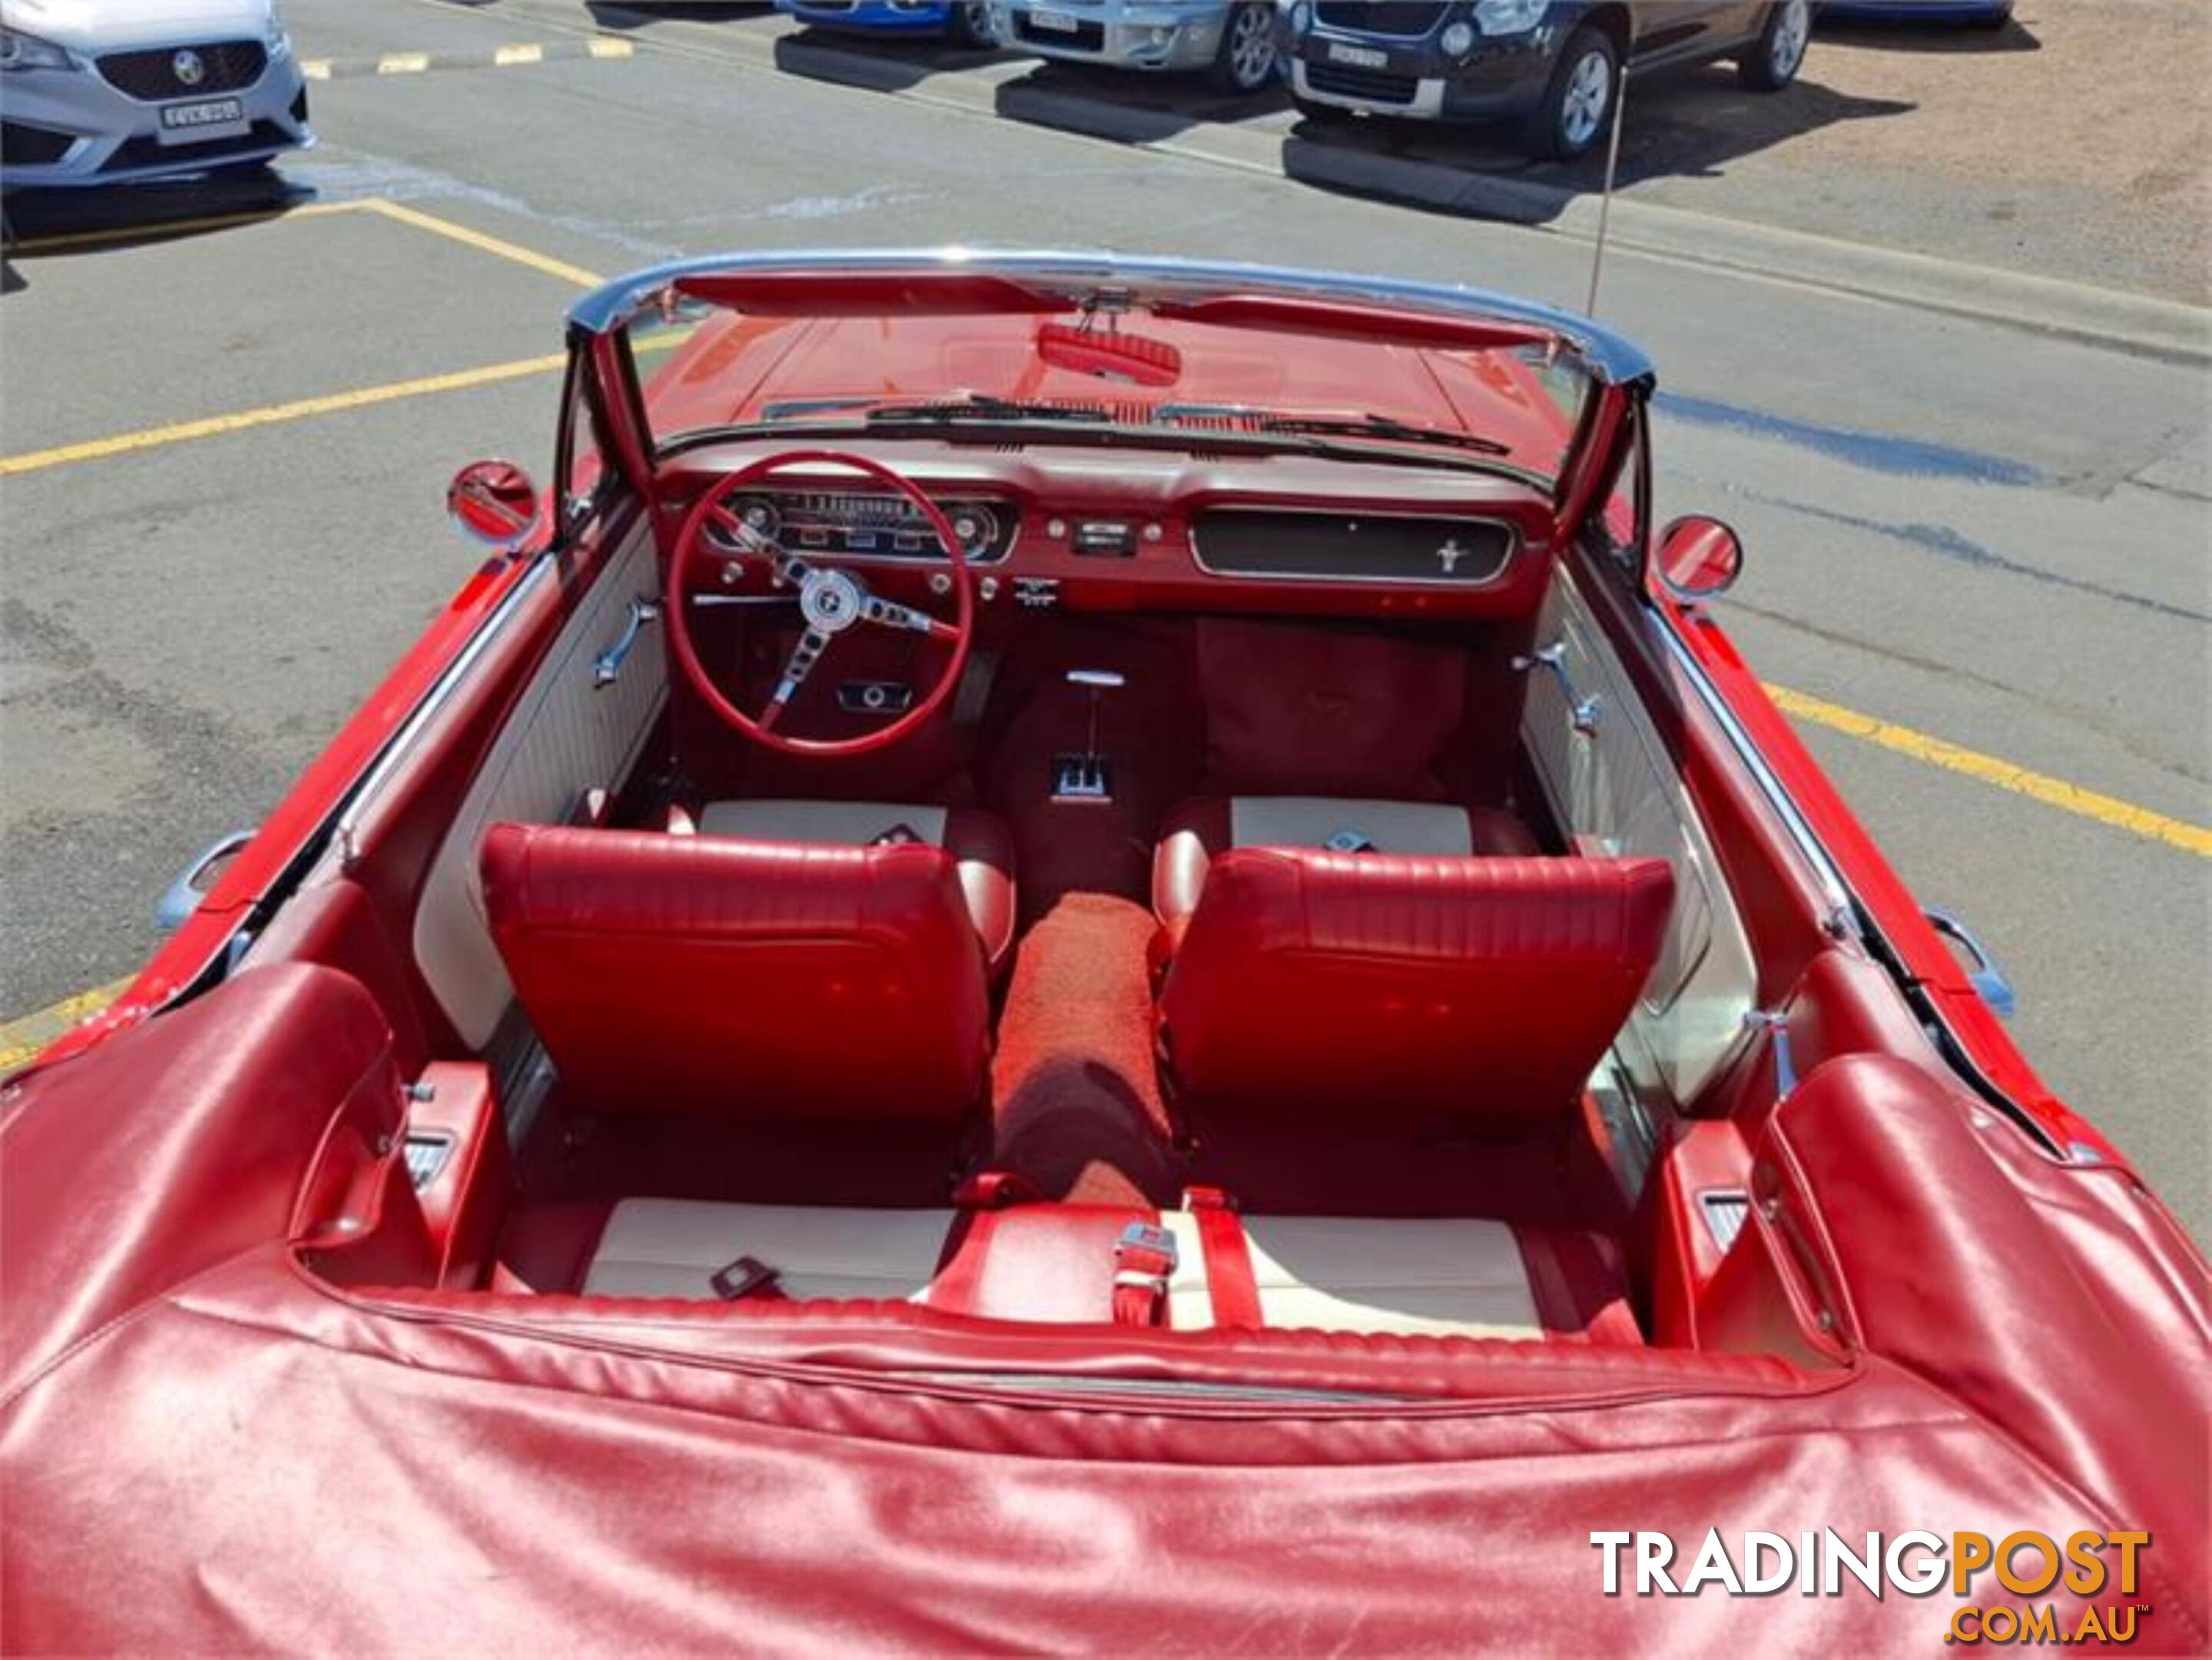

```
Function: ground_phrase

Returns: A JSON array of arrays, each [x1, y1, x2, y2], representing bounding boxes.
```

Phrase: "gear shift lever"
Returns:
[[1053, 669, 1125, 803]]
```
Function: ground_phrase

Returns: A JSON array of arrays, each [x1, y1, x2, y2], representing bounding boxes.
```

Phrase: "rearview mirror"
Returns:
[[1034, 320, 1183, 388], [446, 460, 542, 551], [1656, 515, 1746, 603]]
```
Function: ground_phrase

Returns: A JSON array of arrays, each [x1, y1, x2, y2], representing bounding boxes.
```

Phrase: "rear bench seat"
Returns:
[[494, 1197, 1641, 1344]]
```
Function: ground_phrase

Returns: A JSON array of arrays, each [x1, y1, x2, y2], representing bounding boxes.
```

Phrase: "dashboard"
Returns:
[[676, 444, 1557, 620]]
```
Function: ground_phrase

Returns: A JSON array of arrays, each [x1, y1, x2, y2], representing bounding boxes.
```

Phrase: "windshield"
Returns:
[[623, 289, 1600, 484]]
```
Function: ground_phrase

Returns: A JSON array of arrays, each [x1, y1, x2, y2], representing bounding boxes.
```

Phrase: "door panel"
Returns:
[[413, 526, 668, 1047], [1523, 566, 1759, 1112]]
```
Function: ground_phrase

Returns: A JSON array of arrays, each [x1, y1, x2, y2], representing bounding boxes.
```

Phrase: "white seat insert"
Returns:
[[1162, 1213, 1546, 1339], [582, 1200, 955, 1301]]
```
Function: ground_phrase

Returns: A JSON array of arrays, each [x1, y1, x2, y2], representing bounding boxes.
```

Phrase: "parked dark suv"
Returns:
[[1285, 1, 1811, 159]]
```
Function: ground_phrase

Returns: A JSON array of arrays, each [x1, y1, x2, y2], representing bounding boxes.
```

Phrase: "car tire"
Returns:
[[1207, 1, 1278, 96], [1521, 26, 1619, 161], [1739, 0, 1811, 91], [947, 1, 997, 48]]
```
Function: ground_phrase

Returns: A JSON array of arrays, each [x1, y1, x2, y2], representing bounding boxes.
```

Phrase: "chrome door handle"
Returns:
[[592, 596, 660, 689], [154, 827, 257, 931], [1514, 642, 1603, 735], [1924, 908, 2018, 1020]]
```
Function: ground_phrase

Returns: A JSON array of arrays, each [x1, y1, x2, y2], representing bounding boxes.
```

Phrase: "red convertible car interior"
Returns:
[[3, 251, 2204, 1651]]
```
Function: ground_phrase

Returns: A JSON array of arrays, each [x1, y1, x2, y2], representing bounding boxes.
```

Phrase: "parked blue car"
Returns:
[[774, 0, 998, 47], [1819, 0, 2014, 25]]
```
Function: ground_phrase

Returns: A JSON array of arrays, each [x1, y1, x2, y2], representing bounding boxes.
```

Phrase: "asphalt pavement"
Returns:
[[1, 0, 2205, 1235]]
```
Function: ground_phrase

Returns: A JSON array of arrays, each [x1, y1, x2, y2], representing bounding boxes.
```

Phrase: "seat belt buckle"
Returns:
[[709, 1255, 784, 1302], [1113, 1222, 1179, 1326]]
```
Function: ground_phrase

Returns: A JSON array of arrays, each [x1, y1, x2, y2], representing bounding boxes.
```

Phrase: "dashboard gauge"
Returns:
[[712, 488, 1015, 563]]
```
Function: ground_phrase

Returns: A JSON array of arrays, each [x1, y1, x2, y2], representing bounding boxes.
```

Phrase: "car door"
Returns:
[[1520, 549, 1762, 1141], [1623, 0, 1743, 66]]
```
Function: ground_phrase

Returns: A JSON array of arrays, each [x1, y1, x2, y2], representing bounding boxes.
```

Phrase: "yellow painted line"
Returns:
[[302, 57, 333, 80], [6, 197, 370, 255], [1767, 685, 2212, 859], [588, 38, 636, 59], [357, 198, 605, 289], [0, 334, 679, 477], [495, 42, 546, 66], [377, 51, 432, 75], [0, 979, 131, 1073], [0, 351, 572, 476], [2, 200, 617, 476]]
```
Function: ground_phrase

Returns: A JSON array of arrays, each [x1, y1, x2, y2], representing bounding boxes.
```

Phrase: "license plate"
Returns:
[[158, 98, 246, 142], [1029, 8, 1079, 32], [1326, 41, 1388, 68]]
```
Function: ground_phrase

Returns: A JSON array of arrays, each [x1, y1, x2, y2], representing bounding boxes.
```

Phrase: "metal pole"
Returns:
[[1584, 58, 1630, 318]]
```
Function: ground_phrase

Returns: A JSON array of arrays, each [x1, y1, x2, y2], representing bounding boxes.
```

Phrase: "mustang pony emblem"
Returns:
[[1436, 538, 1470, 573], [173, 49, 207, 88]]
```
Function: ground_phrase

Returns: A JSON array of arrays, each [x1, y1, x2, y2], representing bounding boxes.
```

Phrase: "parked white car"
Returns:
[[989, 0, 1281, 95], [1, 0, 313, 188]]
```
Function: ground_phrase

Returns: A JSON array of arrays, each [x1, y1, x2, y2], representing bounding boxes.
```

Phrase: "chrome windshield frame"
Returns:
[[566, 247, 1657, 561], [567, 247, 1655, 383]]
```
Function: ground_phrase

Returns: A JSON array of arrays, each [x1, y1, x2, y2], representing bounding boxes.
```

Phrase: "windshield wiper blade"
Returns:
[[1251, 411, 1514, 457], [863, 395, 1108, 425]]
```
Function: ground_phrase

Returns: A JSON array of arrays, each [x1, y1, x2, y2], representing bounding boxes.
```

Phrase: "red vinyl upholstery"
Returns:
[[676, 800, 1019, 974], [1158, 850, 1675, 1130], [1152, 796, 1541, 930], [480, 824, 990, 1124]]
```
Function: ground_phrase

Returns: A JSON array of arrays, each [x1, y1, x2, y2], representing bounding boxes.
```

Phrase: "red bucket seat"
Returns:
[[1156, 849, 1675, 1130], [481, 823, 990, 1124]]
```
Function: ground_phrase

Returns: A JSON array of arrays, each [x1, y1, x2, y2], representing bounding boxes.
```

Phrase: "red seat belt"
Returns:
[[1112, 1223, 1178, 1327], [1183, 1187, 1263, 1330]]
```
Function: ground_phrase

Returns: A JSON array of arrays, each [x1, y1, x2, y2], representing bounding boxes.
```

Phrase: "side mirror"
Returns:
[[1656, 515, 1746, 603], [446, 460, 542, 551]]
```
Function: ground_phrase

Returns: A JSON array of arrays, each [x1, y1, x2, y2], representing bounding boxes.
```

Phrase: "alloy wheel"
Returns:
[[1769, 0, 1811, 79], [1560, 48, 1613, 151], [1227, 4, 1276, 91]]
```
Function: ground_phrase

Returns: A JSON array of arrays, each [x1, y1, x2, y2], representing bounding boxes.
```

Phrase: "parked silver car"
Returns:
[[989, 0, 1281, 94], [1, 0, 313, 188]]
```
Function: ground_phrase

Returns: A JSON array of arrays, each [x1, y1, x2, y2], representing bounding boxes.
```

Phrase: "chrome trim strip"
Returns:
[[1189, 504, 1523, 587], [1657, 618, 1857, 931], [330, 554, 558, 855], [566, 247, 1654, 385], [1656, 609, 2061, 1154]]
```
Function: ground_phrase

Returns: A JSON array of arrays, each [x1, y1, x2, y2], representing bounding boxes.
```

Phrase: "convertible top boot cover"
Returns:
[[4, 980, 2205, 1650]]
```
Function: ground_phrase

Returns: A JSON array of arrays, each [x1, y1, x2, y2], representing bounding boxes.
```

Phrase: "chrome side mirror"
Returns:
[[446, 460, 542, 552], [1656, 515, 1746, 603], [1925, 908, 2020, 1021]]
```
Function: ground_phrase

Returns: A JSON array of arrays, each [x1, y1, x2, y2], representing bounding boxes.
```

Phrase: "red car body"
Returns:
[[2, 252, 2204, 1653]]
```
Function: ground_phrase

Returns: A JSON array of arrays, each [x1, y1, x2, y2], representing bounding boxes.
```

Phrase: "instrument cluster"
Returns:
[[707, 489, 1018, 566]]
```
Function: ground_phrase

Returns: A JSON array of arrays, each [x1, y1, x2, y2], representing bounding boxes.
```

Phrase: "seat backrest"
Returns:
[[480, 824, 989, 1124], [1158, 850, 1675, 1130]]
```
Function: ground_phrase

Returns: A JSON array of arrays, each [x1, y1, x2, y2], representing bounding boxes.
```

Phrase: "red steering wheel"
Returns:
[[665, 450, 976, 757]]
